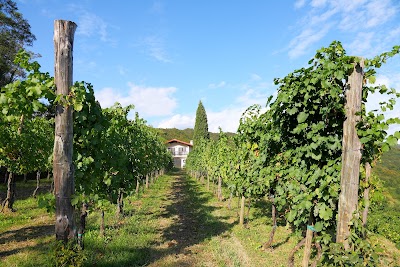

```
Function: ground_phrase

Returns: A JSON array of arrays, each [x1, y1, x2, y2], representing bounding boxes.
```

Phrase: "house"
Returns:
[[166, 139, 193, 168]]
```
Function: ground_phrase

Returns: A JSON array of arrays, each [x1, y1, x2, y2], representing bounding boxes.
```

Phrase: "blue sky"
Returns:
[[17, 0, 400, 133]]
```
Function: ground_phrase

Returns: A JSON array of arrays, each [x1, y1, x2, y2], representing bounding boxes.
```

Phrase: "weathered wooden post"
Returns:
[[239, 195, 245, 226], [53, 20, 77, 242], [336, 59, 364, 248]]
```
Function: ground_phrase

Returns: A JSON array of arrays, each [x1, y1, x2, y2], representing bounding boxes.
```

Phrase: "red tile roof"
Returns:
[[166, 139, 193, 147]]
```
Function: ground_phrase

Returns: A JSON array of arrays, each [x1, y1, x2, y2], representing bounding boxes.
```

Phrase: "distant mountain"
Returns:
[[156, 128, 235, 143]]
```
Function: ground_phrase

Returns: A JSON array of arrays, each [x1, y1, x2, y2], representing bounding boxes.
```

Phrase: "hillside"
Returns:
[[156, 128, 235, 143], [374, 146, 400, 203]]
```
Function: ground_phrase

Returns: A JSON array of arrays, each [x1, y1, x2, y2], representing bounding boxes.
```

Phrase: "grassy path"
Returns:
[[147, 171, 242, 266], [1, 171, 400, 266], [0, 172, 249, 267]]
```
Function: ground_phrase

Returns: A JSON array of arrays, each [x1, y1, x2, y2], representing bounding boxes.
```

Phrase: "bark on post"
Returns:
[[1, 172, 15, 212], [100, 210, 105, 236], [336, 59, 364, 248], [228, 192, 233, 210], [136, 178, 140, 195], [78, 203, 88, 249], [239, 195, 245, 226], [53, 20, 77, 242], [117, 188, 124, 217], [217, 176, 222, 201], [32, 170, 41, 197], [302, 215, 314, 267], [263, 194, 277, 249]]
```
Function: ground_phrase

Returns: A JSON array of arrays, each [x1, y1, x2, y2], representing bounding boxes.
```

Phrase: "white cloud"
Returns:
[[386, 26, 400, 42], [288, 25, 331, 58], [208, 107, 245, 133], [95, 87, 125, 107], [77, 12, 108, 41], [365, 0, 396, 28], [347, 32, 375, 56], [95, 83, 177, 117], [156, 107, 244, 133], [128, 82, 177, 116], [208, 81, 226, 89], [311, 0, 328, 8], [140, 35, 171, 63], [250, 73, 262, 81], [156, 73, 276, 133], [294, 0, 307, 9], [158, 114, 195, 129], [235, 87, 269, 107], [288, 0, 399, 59], [67, 4, 117, 46]]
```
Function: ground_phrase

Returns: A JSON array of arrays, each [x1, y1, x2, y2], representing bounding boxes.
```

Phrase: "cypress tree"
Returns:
[[193, 100, 210, 145]]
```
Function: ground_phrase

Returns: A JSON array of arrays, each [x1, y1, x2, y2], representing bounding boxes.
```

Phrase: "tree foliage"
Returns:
[[0, 0, 36, 87]]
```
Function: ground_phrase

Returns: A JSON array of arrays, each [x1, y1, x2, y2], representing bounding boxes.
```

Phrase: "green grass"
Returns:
[[1, 168, 400, 266], [197, 172, 400, 267], [0, 179, 54, 267], [82, 176, 172, 267], [0, 175, 174, 267]]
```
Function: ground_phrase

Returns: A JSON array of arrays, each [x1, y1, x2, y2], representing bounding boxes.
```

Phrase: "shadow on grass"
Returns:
[[251, 198, 286, 227], [0, 179, 52, 203], [87, 172, 233, 267], [0, 224, 53, 257], [157, 174, 232, 253]]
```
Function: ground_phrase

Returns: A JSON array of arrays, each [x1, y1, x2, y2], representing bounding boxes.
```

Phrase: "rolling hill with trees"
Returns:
[[156, 127, 235, 143], [374, 145, 400, 203]]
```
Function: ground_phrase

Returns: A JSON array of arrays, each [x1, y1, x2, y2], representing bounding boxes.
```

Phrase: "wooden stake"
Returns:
[[32, 170, 41, 197], [302, 221, 314, 266], [336, 59, 364, 248], [239, 195, 245, 226], [53, 20, 77, 242]]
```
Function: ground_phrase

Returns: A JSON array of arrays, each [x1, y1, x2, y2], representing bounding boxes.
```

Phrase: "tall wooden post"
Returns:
[[53, 20, 77, 242], [336, 59, 364, 248], [239, 195, 245, 226]]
